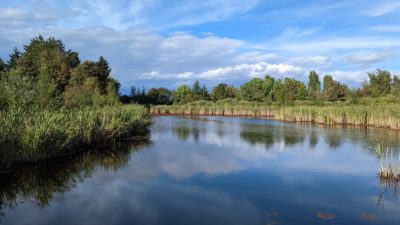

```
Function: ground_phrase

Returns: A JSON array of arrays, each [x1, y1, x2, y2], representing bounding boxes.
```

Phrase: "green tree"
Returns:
[[7, 47, 21, 70], [96, 56, 111, 94], [283, 78, 307, 102], [367, 69, 392, 97], [210, 83, 238, 101], [322, 75, 348, 101], [271, 79, 284, 103], [240, 78, 273, 102], [0, 58, 6, 72], [174, 85, 192, 104], [391, 75, 400, 96], [308, 70, 321, 101], [147, 88, 173, 105]]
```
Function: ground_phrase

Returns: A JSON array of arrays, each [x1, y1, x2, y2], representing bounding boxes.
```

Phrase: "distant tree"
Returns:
[[271, 79, 284, 103], [147, 87, 173, 105], [66, 51, 80, 68], [308, 70, 321, 101], [0, 58, 5, 72], [240, 78, 273, 102], [283, 78, 307, 102], [191, 81, 209, 101], [210, 83, 238, 101], [174, 85, 192, 104], [7, 47, 21, 70], [322, 75, 348, 101], [96, 56, 111, 94], [391, 75, 400, 96], [366, 69, 392, 97]]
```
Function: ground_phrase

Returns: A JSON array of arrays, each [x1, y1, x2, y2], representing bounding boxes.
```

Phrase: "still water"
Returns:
[[1, 116, 400, 225]]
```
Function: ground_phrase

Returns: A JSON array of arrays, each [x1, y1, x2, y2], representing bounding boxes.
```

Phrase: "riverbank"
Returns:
[[0, 104, 151, 165], [150, 101, 400, 130]]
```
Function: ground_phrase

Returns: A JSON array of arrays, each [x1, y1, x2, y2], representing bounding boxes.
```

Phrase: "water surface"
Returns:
[[1, 116, 400, 225]]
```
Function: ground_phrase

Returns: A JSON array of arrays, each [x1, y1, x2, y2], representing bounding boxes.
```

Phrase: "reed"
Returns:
[[150, 100, 400, 130], [0, 104, 151, 164], [375, 143, 400, 181]]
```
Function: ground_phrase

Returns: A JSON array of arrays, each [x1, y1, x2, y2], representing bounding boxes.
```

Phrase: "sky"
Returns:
[[0, 0, 400, 93]]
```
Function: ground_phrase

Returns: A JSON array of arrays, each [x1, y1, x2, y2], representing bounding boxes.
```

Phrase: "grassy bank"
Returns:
[[150, 100, 400, 130], [0, 104, 151, 164]]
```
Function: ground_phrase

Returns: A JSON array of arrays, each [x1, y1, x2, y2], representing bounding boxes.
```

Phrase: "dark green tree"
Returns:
[[96, 56, 111, 94], [7, 48, 21, 70], [0, 58, 5, 72], [322, 75, 348, 101], [283, 78, 307, 102], [211, 83, 238, 101], [308, 70, 321, 101]]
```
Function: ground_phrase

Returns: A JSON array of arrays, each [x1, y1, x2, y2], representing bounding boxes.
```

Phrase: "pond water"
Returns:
[[1, 116, 400, 225]]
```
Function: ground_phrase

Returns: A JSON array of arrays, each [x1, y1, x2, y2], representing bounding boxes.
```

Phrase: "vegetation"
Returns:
[[0, 36, 151, 164], [375, 143, 400, 182]]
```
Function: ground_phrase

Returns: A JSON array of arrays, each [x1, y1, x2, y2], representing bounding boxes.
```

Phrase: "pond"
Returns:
[[1, 116, 400, 225]]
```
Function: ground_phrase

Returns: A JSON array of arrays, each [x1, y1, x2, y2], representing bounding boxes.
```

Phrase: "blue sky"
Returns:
[[0, 0, 400, 92]]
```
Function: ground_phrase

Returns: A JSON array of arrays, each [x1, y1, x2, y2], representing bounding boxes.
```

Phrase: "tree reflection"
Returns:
[[0, 139, 151, 220]]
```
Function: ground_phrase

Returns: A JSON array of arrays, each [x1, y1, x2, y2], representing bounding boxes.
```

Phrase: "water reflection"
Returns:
[[0, 141, 150, 222], [2, 116, 400, 225]]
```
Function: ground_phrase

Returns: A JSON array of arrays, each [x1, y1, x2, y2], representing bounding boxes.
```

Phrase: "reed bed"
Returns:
[[0, 105, 151, 164], [150, 101, 400, 130], [375, 144, 400, 181]]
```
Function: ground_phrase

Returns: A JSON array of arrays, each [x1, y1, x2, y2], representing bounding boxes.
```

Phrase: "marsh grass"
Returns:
[[150, 100, 400, 130], [0, 104, 151, 164], [375, 143, 400, 181]]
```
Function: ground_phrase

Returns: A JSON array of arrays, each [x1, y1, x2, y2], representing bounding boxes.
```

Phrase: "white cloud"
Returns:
[[371, 25, 400, 32], [345, 51, 397, 65], [366, 1, 400, 17]]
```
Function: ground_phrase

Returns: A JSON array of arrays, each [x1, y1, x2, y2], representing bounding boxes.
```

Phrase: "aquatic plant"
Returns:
[[150, 101, 400, 130], [374, 143, 400, 181], [0, 104, 151, 165]]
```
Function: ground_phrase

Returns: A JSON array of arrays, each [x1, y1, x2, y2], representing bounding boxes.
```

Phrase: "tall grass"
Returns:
[[375, 143, 400, 181], [0, 104, 151, 164], [150, 100, 400, 130]]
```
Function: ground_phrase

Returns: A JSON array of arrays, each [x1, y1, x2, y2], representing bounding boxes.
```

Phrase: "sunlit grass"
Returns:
[[0, 104, 151, 164], [150, 100, 400, 129]]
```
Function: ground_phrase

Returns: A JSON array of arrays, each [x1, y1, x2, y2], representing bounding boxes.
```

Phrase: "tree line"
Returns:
[[0, 36, 120, 110], [122, 69, 400, 105]]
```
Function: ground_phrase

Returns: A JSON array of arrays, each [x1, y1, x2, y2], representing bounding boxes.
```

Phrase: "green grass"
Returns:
[[0, 104, 151, 164], [150, 100, 400, 130], [375, 143, 400, 182]]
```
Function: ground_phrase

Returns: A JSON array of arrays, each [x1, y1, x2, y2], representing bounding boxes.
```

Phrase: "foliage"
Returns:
[[210, 83, 238, 101], [283, 78, 307, 102], [240, 77, 274, 102], [174, 85, 193, 104], [308, 70, 321, 101]]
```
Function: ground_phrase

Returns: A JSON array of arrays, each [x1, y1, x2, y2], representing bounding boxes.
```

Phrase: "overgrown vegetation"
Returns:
[[0, 36, 151, 164]]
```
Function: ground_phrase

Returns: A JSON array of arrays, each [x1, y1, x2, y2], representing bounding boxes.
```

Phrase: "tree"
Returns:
[[367, 69, 392, 97], [96, 56, 111, 94], [211, 83, 238, 101], [7, 48, 21, 70], [147, 88, 173, 105], [271, 79, 284, 103], [0, 58, 5, 72], [240, 78, 272, 102], [283, 78, 307, 102], [308, 70, 321, 101], [174, 85, 192, 104], [322, 75, 348, 101], [391, 75, 400, 96]]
